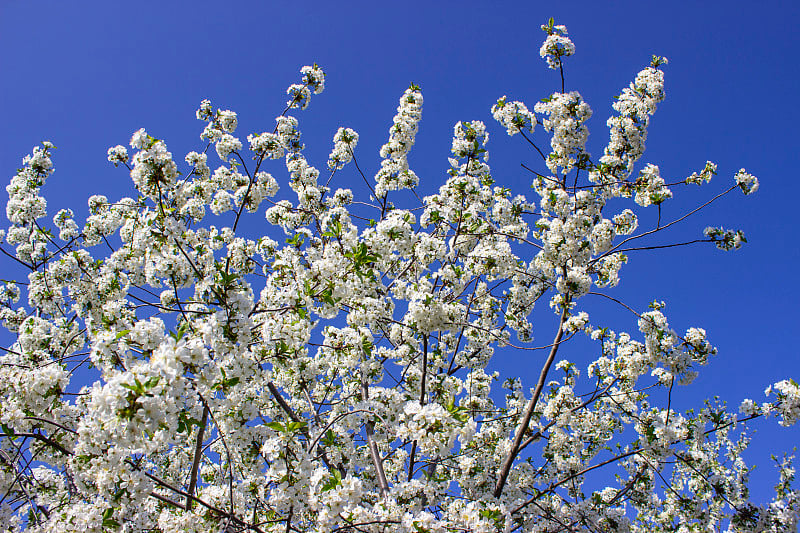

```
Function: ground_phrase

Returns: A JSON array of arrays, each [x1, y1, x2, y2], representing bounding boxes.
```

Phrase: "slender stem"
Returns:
[[350, 152, 377, 199], [596, 184, 737, 262], [612, 239, 711, 253], [520, 132, 548, 163]]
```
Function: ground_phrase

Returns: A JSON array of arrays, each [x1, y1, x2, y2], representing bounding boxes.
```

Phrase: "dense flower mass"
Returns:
[[491, 97, 536, 136], [327, 127, 359, 170], [0, 25, 796, 533], [374, 84, 423, 199], [539, 19, 575, 70]]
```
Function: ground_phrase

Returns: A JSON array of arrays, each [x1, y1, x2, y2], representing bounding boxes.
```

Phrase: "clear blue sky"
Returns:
[[1, 0, 798, 503]]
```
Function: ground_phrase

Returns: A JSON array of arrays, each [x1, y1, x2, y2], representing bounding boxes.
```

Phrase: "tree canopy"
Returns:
[[1, 18, 798, 533]]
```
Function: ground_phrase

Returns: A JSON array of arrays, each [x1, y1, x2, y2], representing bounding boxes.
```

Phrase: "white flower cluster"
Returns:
[[0, 24, 791, 533], [287, 64, 326, 110], [53, 208, 79, 241], [765, 380, 800, 427], [301, 63, 326, 94], [217, 109, 238, 133], [248, 131, 285, 160], [735, 167, 759, 195], [214, 133, 242, 162], [539, 21, 575, 69], [374, 85, 423, 198], [564, 311, 590, 333], [5, 142, 55, 262], [128, 128, 180, 197], [534, 91, 592, 174], [195, 100, 243, 162], [686, 160, 717, 185], [704, 226, 747, 250], [276, 114, 303, 152], [612, 208, 638, 235], [491, 96, 536, 136], [451, 120, 489, 161], [594, 62, 666, 188], [633, 163, 672, 206], [184, 150, 209, 179], [106, 144, 129, 167], [327, 127, 359, 170]]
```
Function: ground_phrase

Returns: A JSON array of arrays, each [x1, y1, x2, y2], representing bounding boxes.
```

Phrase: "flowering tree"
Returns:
[[1, 19, 798, 533]]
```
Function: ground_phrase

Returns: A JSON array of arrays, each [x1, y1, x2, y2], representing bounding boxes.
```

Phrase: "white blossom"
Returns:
[[0, 23, 793, 533]]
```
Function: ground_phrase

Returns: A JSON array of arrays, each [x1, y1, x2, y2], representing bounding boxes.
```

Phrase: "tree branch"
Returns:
[[186, 405, 209, 510], [494, 307, 568, 498]]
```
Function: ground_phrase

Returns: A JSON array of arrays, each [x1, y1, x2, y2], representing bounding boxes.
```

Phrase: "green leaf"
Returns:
[[321, 468, 343, 492], [266, 421, 286, 432], [119, 382, 140, 393], [286, 421, 307, 433], [321, 429, 338, 447], [177, 411, 203, 433], [213, 370, 240, 391]]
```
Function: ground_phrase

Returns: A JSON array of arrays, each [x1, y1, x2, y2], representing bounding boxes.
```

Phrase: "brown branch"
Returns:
[[186, 405, 209, 510], [267, 382, 303, 424], [494, 307, 568, 498], [360, 373, 389, 497]]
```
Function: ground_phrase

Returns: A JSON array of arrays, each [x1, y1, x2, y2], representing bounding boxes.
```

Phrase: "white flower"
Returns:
[[215, 133, 243, 161], [539, 23, 575, 69], [734, 168, 759, 195], [327, 127, 359, 170], [217, 109, 238, 133], [300, 64, 325, 94], [492, 96, 535, 136], [129, 128, 150, 149], [107, 145, 129, 166], [634, 164, 672, 207]]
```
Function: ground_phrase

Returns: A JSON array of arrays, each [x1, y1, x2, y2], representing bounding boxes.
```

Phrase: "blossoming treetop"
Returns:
[[1, 19, 797, 533]]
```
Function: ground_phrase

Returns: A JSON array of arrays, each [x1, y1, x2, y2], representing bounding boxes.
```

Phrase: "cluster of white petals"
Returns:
[[705, 226, 747, 250], [634, 163, 672, 206], [735, 167, 760, 195], [539, 21, 575, 69], [374, 84, 423, 198], [327, 127, 359, 170], [686, 160, 717, 185], [491, 96, 536, 136], [592, 58, 667, 193], [0, 30, 794, 533], [287, 64, 325, 110], [533, 91, 592, 174]]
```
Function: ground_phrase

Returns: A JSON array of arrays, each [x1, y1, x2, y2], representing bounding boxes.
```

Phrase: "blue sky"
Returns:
[[1, 0, 798, 503]]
